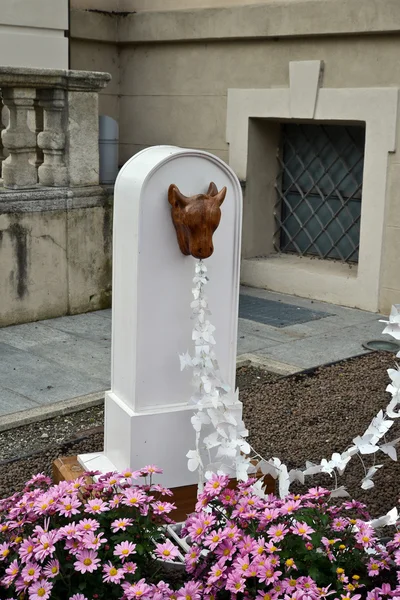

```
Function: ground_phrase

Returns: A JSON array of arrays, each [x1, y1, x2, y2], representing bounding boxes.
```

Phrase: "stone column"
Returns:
[[37, 89, 68, 187], [64, 71, 111, 187], [1, 88, 37, 189]]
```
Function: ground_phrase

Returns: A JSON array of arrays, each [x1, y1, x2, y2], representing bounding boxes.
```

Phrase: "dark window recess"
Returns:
[[274, 123, 365, 263]]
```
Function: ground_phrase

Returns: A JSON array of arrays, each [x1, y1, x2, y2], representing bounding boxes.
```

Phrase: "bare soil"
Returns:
[[241, 351, 398, 517]]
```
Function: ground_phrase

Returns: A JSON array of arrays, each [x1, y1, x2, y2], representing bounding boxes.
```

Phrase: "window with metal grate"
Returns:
[[274, 123, 365, 263]]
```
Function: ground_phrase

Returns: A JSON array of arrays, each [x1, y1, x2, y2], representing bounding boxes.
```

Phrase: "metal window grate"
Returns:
[[274, 123, 365, 263]]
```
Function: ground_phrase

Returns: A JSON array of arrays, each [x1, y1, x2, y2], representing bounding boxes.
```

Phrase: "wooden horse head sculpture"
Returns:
[[168, 182, 227, 259]]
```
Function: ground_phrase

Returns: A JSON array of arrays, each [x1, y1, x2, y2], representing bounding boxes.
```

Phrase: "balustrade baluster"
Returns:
[[1, 88, 37, 189], [37, 88, 67, 187]]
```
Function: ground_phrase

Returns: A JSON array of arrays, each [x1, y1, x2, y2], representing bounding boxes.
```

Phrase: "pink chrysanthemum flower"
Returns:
[[69, 594, 88, 600], [122, 489, 147, 508], [368, 560, 381, 576], [29, 578, 52, 600], [84, 498, 109, 515], [33, 532, 58, 562], [65, 538, 81, 556], [142, 464, 163, 475], [306, 487, 330, 499], [215, 540, 235, 562], [102, 560, 125, 583], [152, 501, 176, 515], [332, 517, 348, 531], [74, 549, 101, 574], [204, 474, 229, 496], [18, 538, 35, 563], [204, 528, 226, 550], [281, 499, 301, 514], [123, 561, 137, 574], [155, 540, 179, 561], [226, 571, 246, 594], [122, 578, 152, 598], [109, 494, 123, 508], [3, 559, 20, 585], [234, 553, 251, 575], [82, 530, 107, 550], [152, 484, 173, 496], [0, 542, 10, 561], [258, 565, 282, 585], [176, 581, 202, 600], [21, 562, 41, 582], [111, 517, 134, 532], [43, 559, 60, 579], [268, 524, 288, 542], [291, 521, 315, 540], [77, 518, 99, 533], [114, 540, 137, 562], [58, 495, 81, 518], [60, 523, 82, 540], [207, 561, 227, 584], [238, 534, 256, 553]]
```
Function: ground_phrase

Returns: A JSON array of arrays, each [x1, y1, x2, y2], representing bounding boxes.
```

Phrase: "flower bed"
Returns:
[[1, 468, 400, 599]]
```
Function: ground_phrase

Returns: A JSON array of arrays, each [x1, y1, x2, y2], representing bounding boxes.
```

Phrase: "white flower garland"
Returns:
[[181, 260, 251, 493], [181, 261, 400, 526]]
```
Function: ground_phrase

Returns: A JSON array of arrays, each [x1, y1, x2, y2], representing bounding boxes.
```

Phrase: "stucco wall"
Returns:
[[69, 0, 400, 313], [0, 0, 68, 69], [70, 40, 120, 124]]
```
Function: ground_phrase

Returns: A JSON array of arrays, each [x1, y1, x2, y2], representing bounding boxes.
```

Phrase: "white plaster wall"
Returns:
[[0, 0, 68, 69]]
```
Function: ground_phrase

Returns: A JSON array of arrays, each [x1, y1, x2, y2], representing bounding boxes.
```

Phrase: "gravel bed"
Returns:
[[241, 351, 398, 517], [0, 406, 104, 462], [1, 355, 398, 518]]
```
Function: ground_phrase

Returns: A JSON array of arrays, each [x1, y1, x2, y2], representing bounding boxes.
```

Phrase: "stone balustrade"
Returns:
[[0, 67, 111, 190]]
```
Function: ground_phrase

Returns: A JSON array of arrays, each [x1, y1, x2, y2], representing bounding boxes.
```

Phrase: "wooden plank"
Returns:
[[53, 456, 87, 484]]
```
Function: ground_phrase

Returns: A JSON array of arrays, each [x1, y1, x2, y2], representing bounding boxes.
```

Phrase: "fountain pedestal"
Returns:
[[77, 146, 243, 490]]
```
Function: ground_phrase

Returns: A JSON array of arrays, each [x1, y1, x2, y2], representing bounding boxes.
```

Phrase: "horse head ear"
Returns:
[[206, 182, 218, 197], [168, 184, 190, 208], [214, 186, 227, 206]]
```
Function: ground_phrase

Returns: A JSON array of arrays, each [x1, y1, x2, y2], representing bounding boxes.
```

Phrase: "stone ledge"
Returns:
[[71, 0, 400, 44], [0, 185, 114, 213], [0, 66, 111, 91], [70, 9, 119, 43]]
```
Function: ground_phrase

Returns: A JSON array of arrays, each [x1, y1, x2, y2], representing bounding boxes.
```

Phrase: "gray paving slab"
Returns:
[[237, 332, 279, 355], [0, 322, 72, 350], [256, 319, 389, 369], [0, 342, 107, 405], [32, 338, 111, 380], [41, 312, 111, 342], [238, 318, 307, 343], [0, 388, 39, 416], [92, 309, 112, 319]]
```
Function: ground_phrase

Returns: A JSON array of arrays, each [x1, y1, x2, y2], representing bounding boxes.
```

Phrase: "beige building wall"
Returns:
[[70, 40, 120, 124], [70, 0, 400, 313], [0, 0, 68, 69]]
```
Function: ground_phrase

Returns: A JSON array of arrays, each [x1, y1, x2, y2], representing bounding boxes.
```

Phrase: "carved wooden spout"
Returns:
[[168, 182, 226, 259]]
